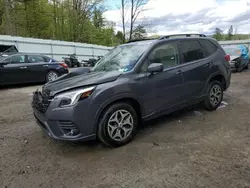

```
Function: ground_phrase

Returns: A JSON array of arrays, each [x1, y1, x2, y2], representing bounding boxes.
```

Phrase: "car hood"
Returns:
[[43, 70, 122, 96]]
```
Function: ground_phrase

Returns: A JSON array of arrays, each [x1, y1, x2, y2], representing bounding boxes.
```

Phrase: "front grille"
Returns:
[[32, 91, 51, 114]]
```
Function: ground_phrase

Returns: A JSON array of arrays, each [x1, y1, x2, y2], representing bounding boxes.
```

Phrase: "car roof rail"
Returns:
[[126, 37, 159, 43], [159, 34, 206, 39]]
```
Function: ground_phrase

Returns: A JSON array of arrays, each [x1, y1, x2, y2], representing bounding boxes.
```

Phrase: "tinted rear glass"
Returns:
[[199, 40, 218, 57], [179, 40, 205, 63]]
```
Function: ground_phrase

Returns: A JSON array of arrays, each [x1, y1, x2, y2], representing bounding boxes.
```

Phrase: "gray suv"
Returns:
[[32, 34, 231, 147]]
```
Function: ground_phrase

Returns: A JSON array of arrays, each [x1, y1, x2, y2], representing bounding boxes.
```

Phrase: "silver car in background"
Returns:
[[223, 46, 249, 72]]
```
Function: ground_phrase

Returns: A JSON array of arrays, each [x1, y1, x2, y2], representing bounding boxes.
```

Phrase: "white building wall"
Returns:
[[0, 35, 113, 62]]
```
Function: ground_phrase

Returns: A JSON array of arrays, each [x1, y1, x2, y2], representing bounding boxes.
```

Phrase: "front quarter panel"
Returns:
[[89, 74, 145, 132]]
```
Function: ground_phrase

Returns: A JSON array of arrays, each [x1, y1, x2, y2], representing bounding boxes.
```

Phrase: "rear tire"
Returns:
[[245, 63, 248, 69], [46, 71, 58, 82], [203, 80, 223, 111], [97, 102, 138, 147], [236, 59, 244, 72]]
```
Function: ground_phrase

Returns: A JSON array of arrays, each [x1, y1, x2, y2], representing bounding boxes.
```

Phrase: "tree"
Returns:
[[213, 28, 223, 41], [93, 7, 104, 28], [115, 31, 124, 43], [132, 25, 146, 40], [121, 0, 126, 43], [227, 25, 233, 40], [3, 0, 15, 35], [128, 0, 148, 41], [0, 0, 123, 46]]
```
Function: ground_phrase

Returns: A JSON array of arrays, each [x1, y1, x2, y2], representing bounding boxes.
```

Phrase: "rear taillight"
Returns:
[[225, 54, 230, 62], [59, 63, 68, 68]]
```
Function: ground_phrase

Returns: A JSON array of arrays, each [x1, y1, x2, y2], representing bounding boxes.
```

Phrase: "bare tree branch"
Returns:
[[128, 0, 148, 41]]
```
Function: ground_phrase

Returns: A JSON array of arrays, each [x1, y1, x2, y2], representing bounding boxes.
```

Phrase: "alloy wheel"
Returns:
[[107, 109, 134, 141], [47, 71, 58, 82], [209, 84, 222, 107]]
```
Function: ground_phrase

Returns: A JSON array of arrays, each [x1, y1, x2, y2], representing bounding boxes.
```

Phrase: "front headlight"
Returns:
[[54, 86, 95, 108]]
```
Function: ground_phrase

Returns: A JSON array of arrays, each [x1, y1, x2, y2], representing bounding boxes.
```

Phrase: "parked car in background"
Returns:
[[223, 45, 249, 72], [32, 34, 231, 147], [0, 53, 69, 85]]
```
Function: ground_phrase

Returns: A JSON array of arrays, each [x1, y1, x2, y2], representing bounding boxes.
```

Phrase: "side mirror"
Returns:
[[147, 63, 164, 73]]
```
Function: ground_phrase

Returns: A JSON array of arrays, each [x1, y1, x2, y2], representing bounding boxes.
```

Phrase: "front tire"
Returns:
[[245, 62, 248, 69], [46, 71, 58, 82], [236, 59, 244, 72], [97, 102, 138, 147], [203, 80, 223, 110]]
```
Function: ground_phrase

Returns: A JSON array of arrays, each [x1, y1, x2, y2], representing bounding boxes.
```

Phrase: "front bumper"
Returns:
[[57, 67, 69, 76], [32, 91, 97, 142], [229, 62, 235, 69], [229, 61, 238, 69]]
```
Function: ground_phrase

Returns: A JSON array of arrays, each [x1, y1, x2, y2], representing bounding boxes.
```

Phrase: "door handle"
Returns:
[[176, 70, 183, 75], [20, 66, 27, 69], [43, 65, 48, 67], [205, 62, 212, 68]]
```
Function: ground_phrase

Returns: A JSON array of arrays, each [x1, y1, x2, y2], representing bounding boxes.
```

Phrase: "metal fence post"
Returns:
[[50, 43, 54, 58], [92, 47, 95, 58], [15, 40, 19, 51], [74, 45, 76, 55]]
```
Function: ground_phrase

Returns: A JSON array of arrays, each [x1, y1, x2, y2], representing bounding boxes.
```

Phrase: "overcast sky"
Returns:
[[104, 0, 250, 36]]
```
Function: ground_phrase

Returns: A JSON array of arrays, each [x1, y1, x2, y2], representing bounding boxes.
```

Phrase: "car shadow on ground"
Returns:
[[53, 104, 205, 152], [0, 83, 42, 90]]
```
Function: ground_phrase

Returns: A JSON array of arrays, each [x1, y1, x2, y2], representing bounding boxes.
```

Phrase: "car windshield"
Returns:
[[224, 47, 241, 56], [92, 40, 154, 72], [0, 55, 9, 63]]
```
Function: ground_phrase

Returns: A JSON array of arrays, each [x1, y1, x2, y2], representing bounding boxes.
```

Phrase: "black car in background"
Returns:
[[0, 53, 69, 85]]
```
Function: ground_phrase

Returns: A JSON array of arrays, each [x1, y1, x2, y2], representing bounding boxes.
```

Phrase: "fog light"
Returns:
[[65, 128, 80, 136]]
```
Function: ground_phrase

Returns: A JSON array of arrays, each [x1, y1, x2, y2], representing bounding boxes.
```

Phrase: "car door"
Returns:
[[27, 55, 49, 82], [198, 39, 220, 87], [0, 54, 29, 85], [136, 41, 186, 116], [178, 39, 209, 100]]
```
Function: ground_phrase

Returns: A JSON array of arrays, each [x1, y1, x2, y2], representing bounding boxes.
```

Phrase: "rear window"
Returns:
[[179, 40, 205, 63], [28, 55, 45, 63], [223, 48, 241, 56], [44, 56, 57, 62], [199, 40, 218, 57]]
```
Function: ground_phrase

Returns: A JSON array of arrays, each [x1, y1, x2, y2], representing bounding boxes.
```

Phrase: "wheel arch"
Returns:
[[94, 96, 144, 133], [206, 73, 226, 90], [45, 69, 59, 82]]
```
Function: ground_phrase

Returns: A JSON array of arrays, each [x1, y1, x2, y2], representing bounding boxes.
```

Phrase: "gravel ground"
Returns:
[[1, 71, 250, 188]]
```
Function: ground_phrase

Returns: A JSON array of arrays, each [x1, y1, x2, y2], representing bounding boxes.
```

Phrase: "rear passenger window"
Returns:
[[179, 40, 205, 63], [28, 55, 45, 63], [199, 40, 218, 57]]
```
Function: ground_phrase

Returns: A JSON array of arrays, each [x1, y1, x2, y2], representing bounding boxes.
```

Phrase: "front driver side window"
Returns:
[[149, 43, 179, 69], [140, 42, 179, 72]]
